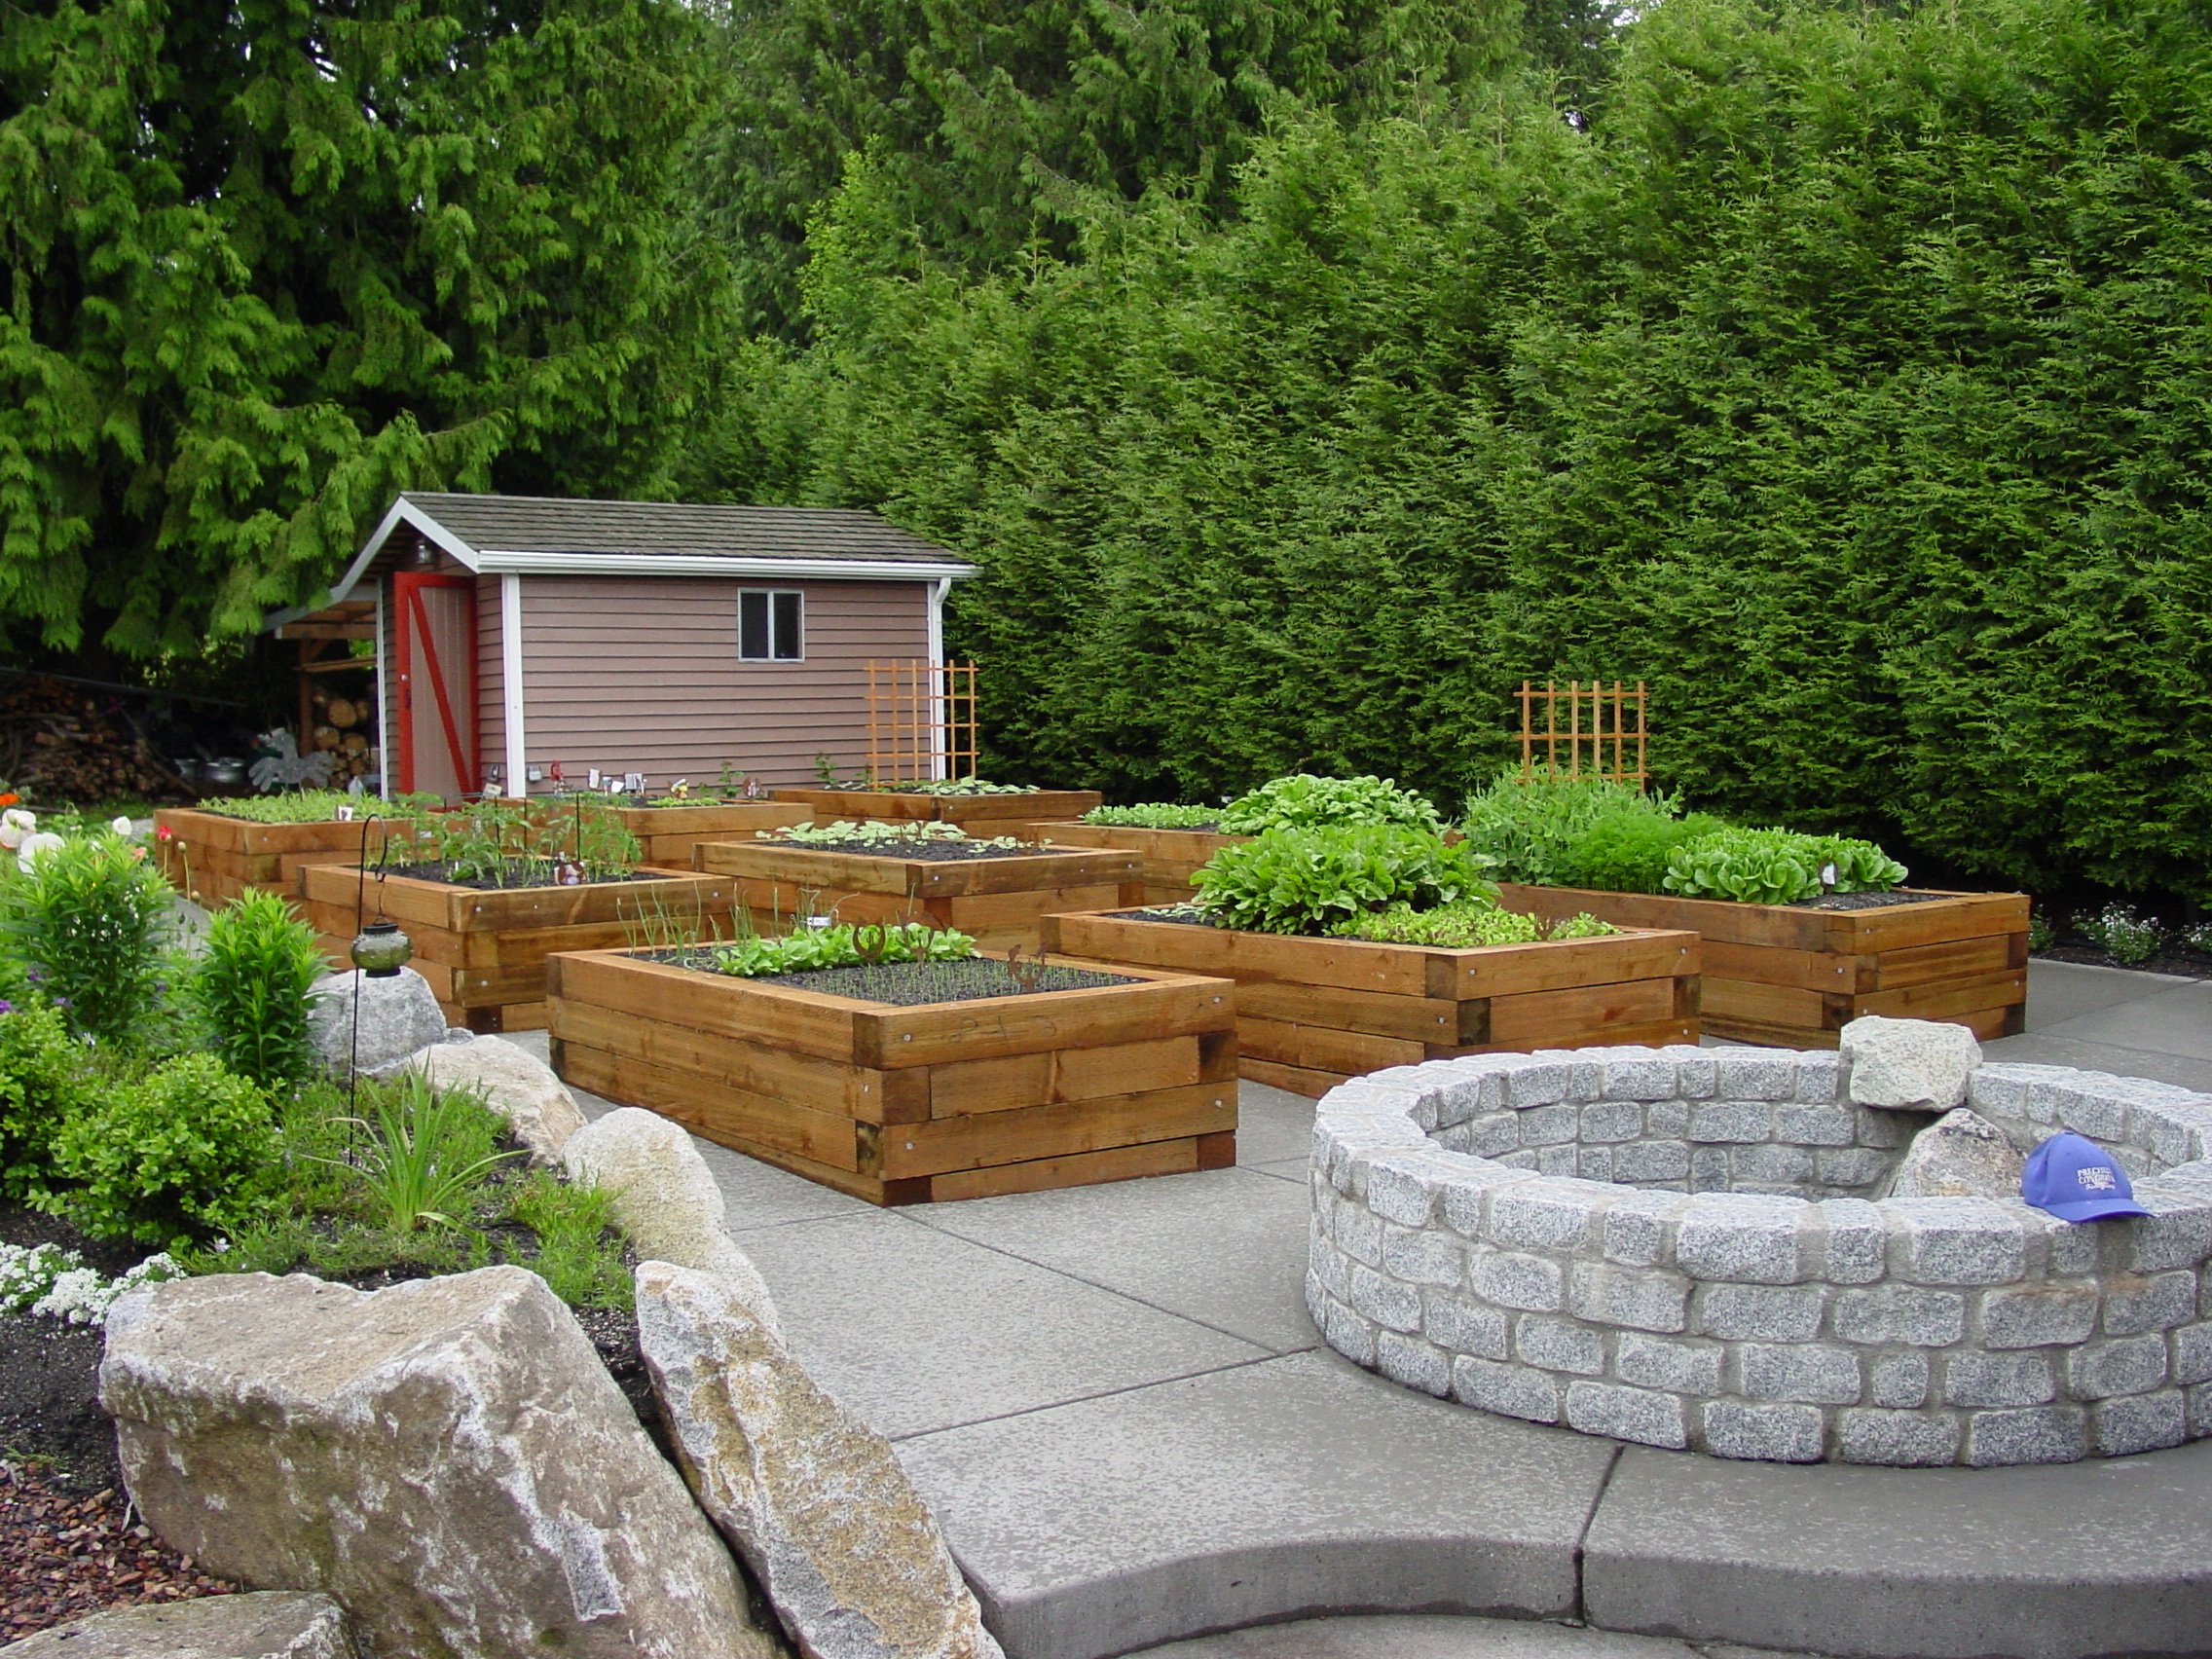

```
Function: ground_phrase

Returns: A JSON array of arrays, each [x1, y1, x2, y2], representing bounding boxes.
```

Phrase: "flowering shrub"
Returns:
[[2081, 903, 2161, 967], [0, 824, 172, 1043]]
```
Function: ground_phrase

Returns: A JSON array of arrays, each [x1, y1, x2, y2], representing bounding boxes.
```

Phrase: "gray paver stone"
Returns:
[[2127, 1198, 2212, 1273], [1869, 1352, 1930, 1409], [1422, 1292, 1508, 1360], [1772, 1103, 1856, 1146], [1890, 1198, 2027, 1285], [1739, 1344, 1862, 1405], [1470, 1249, 1565, 1312], [1603, 1056, 1679, 1100], [1714, 1053, 1799, 1101], [1837, 1408, 1962, 1466], [1614, 1332, 1722, 1395], [1731, 1145, 1817, 1187], [1601, 1194, 1681, 1267], [2174, 1321, 2212, 1386], [1612, 1141, 1691, 1184], [1792, 1054, 1843, 1102], [2064, 1334, 2169, 1400], [1332, 1201, 1383, 1268], [1661, 1049, 1717, 1098], [1319, 1296, 1378, 1367], [2055, 1085, 2128, 1143], [1536, 1146, 1580, 1177], [1453, 1357, 1561, 1424], [1693, 1283, 1824, 1344], [1577, 1148, 1614, 1183], [1438, 1164, 1537, 1236], [1363, 1158, 1444, 1227], [1568, 1264, 1690, 1334], [1517, 1104, 1580, 1147], [1376, 1331, 1452, 1397], [1486, 1181, 1600, 1250], [1580, 1101, 1645, 1143], [1468, 1115, 1522, 1158], [2093, 1390, 2188, 1456], [1507, 1064, 1574, 1108], [1942, 1350, 2056, 1408], [2103, 1271, 2198, 1336], [1307, 1235, 1350, 1304], [1814, 1148, 1894, 1190], [1645, 1099, 1691, 1136], [1979, 1282, 2099, 1349], [1348, 1265, 1422, 1333], [1677, 1198, 1807, 1285], [1380, 1224, 1464, 1287], [2194, 1383, 2212, 1438], [1832, 1284, 1966, 1347], [1965, 1404, 2088, 1466], [1702, 1400, 1825, 1463], [1688, 1102, 1773, 1144], [1564, 1382, 1687, 1450], [1516, 1316, 1604, 1376], [1813, 1199, 1888, 1283]]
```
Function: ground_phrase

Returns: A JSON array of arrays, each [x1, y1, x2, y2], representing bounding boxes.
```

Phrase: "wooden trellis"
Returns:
[[866, 660, 977, 784], [1518, 680, 1648, 789]]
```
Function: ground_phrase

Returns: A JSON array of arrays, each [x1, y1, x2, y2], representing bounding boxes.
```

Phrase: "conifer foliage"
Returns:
[[0, 0, 717, 655]]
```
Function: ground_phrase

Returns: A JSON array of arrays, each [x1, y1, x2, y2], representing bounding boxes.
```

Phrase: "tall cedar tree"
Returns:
[[686, 0, 1525, 341], [0, 0, 721, 656], [750, 0, 2212, 903]]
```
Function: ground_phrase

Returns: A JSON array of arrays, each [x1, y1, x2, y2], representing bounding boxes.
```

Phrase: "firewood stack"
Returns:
[[308, 685, 378, 785], [0, 676, 191, 802]]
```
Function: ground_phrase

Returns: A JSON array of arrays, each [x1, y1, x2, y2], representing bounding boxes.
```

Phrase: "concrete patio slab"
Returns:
[[911, 1165, 1318, 1353], [2030, 977, 2212, 1061], [1581, 1439, 2212, 1659], [2019, 959, 2190, 1029], [730, 1210, 1270, 1438], [1977, 1031, 2212, 1092], [1228, 1084, 1320, 1166], [1125, 1613, 1825, 1659], [895, 1348, 1619, 1659], [1249, 1158, 1309, 1184]]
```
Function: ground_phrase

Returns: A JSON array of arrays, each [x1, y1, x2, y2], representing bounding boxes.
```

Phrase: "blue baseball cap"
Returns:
[[2021, 1132, 2153, 1222]]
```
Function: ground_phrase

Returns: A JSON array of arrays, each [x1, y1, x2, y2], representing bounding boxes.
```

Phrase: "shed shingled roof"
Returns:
[[398, 492, 961, 566]]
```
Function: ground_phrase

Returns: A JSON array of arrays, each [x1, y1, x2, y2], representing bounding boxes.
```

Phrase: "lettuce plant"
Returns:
[[1218, 774, 1442, 835], [1191, 826, 1491, 935]]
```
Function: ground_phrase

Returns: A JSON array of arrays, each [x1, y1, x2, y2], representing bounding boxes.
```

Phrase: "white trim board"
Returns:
[[500, 574, 527, 797]]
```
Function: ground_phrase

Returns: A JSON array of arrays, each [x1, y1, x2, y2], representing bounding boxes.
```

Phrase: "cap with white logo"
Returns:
[[2021, 1132, 2153, 1223]]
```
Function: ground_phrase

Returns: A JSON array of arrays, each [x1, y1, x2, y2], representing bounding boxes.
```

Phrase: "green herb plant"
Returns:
[[1458, 771, 1679, 886], [866, 776, 1036, 795], [196, 791, 425, 824], [759, 820, 1022, 851], [1081, 803, 1221, 828], [1557, 810, 1729, 894], [1191, 826, 1493, 935], [1218, 774, 1442, 835], [191, 892, 329, 1085], [710, 920, 977, 977], [1332, 902, 1617, 947]]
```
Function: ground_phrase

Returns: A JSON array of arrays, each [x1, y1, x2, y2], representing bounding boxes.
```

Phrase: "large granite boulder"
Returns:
[[637, 1261, 1004, 1659], [3, 1592, 356, 1658], [403, 1035, 585, 1164], [1840, 1014, 1982, 1112], [1884, 1107, 2028, 1199], [306, 968, 449, 1077], [566, 1109, 782, 1338], [99, 1268, 782, 1659]]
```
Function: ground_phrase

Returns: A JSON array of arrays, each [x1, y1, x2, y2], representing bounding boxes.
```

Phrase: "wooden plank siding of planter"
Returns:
[[297, 864, 736, 1033], [1043, 911, 1701, 1099], [690, 840, 1140, 953], [1497, 884, 2029, 1049], [771, 787, 1104, 840], [527, 799, 814, 870], [155, 808, 409, 914], [1027, 822, 1250, 905], [546, 949, 1238, 1204]]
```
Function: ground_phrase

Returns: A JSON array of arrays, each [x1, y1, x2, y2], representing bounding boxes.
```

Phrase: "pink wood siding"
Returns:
[[513, 575, 934, 792]]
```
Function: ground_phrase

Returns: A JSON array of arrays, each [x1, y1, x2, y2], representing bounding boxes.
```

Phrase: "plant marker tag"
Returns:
[[335, 804, 355, 822], [1821, 862, 1838, 890]]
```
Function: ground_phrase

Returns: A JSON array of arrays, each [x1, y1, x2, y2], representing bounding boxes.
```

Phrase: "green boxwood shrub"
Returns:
[[0, 1004, 97, 1201], [48, 1053, 277, 1246]]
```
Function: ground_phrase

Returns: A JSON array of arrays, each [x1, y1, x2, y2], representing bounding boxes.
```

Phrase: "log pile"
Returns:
[[0, 677, 192, 804], [307, 684, 378, 785]]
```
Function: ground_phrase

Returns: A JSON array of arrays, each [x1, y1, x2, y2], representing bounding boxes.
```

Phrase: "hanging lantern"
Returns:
[[350, 920, 413, 977]]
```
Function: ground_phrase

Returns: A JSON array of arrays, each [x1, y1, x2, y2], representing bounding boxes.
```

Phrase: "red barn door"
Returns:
[[393, 572, 478, 798]]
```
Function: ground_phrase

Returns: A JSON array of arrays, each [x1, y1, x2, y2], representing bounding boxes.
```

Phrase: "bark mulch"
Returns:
[[0, 1463, 237, 1642]]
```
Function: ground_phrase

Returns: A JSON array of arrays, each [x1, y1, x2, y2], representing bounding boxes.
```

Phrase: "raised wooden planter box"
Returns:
[[297, 864, 735, 1033], [554, 799, 814, 868], [772, 786, 1103, 839], [546, 948, 1237, 1204], [1043, 910, 1701, 1098], [1028, 822, 1250, 905], [690, 840, 1140, 952], [1497, 884, 2029, 1049], [154, 807, 407, 911]]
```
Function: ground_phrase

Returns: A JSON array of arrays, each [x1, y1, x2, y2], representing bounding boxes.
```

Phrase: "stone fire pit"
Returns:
[[1308, 1029, 2212, 1467]]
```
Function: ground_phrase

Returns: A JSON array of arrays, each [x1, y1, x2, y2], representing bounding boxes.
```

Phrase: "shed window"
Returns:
[[739, 589, 804, 661]]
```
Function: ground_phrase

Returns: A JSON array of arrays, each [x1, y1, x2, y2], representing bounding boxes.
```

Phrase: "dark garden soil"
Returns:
[[1788, 889, 1954, 911], [380, 860, 668, 890], [756, 838, 1065, 862], [652, 950, 1136, 1005]]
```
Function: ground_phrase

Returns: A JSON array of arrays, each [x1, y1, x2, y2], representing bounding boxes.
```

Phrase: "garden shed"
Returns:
[[317, 492, 978, 799]]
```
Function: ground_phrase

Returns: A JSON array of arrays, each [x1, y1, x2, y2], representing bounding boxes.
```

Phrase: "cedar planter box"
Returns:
[[1043, 910, 1702, 1099], [1028, 822, 1251, 905], [1496, 884, 2028, 1049], [297, 864, 736, 1033], [546, 948, 1237, 1204], [554, 799, 814, 869], [771, 786, 1103, 839], [690, 840, 1140, 952], [155, 807, 408, 911]]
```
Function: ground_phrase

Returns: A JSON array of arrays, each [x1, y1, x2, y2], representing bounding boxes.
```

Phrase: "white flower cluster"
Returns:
[[0, 1240, 184, 1326], [0, 809, 139, 872]]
